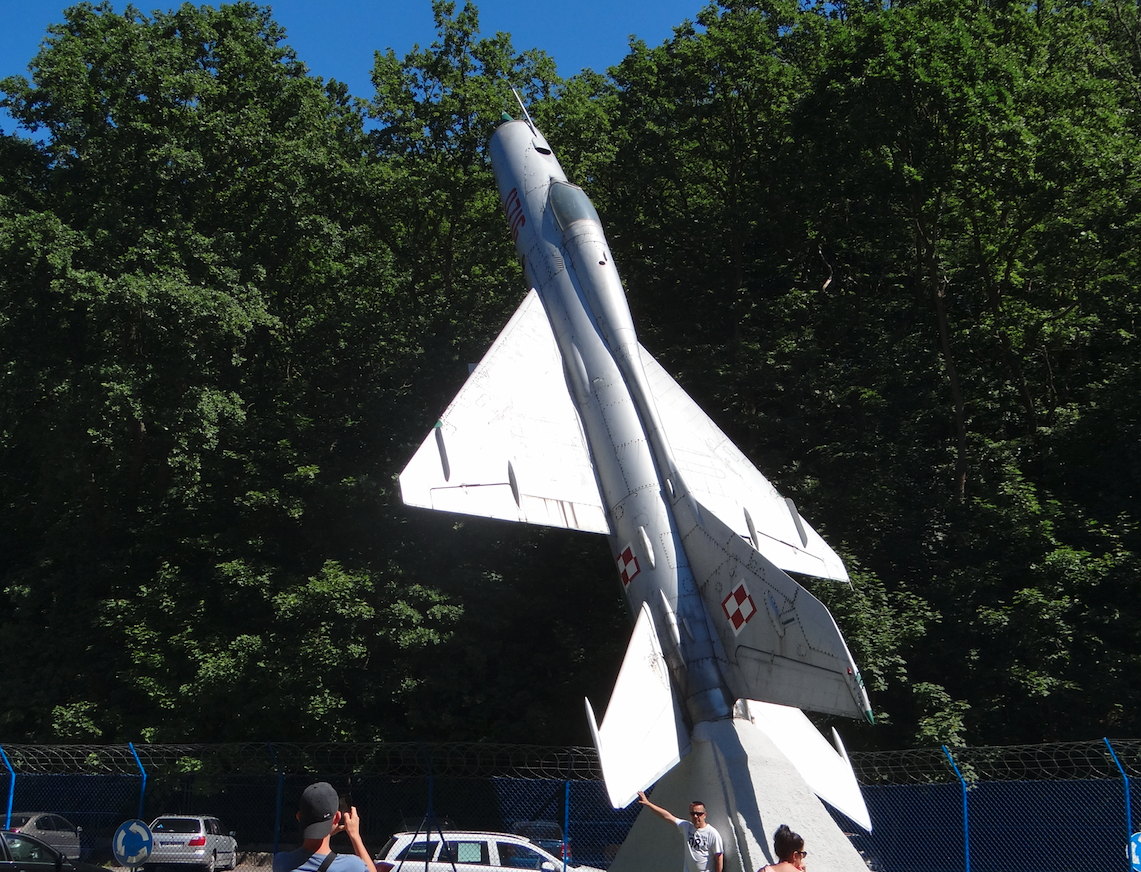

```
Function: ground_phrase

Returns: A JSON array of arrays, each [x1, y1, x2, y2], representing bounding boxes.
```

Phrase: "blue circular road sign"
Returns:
[[1129, 832, 1141, 872], [113, 819, 154, 868]]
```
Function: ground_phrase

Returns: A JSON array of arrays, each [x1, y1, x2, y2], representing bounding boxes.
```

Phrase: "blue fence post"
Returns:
[[1104, 738, 1134, 852], [943, 745, 970, 872], [563, 780, 570, 872], [129, 742, 148, 821], [267, 743, 285, 855], [0, 744, 14, 829]]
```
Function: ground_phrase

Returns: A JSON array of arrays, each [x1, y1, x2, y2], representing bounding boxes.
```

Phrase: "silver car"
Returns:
[[145, 816, 237, 872], [4, 813, 82, 860]]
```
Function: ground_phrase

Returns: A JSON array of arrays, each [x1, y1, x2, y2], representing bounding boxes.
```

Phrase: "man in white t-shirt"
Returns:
[[273, 782, 377, 872], [637, 790, 724, 872]]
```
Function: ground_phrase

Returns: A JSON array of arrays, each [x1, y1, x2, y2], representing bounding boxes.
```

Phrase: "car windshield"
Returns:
[[152, 820, 202, 833]]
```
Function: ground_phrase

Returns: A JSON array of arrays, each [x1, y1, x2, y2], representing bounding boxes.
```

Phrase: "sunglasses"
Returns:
[[690, 811, 706, 818], [794, 851, 809, 858]]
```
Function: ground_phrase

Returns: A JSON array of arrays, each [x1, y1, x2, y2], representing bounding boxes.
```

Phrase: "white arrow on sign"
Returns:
[[114, 820, 153, 867]]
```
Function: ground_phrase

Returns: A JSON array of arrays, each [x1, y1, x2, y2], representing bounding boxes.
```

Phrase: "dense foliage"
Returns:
[[1, 0, 1138, 749]]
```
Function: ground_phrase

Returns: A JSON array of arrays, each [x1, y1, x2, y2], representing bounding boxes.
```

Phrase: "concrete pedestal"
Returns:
[[609, 718, 868, 872]]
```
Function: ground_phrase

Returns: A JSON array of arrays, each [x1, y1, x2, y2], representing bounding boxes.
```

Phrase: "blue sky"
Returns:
[[2, 0, 708, 112]]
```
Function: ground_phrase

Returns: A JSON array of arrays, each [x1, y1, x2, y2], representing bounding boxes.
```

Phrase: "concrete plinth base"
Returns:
[[608, 718, 868, 872]]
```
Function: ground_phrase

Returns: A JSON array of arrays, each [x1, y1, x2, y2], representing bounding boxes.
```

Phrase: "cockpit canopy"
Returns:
[[549, 181, 601, 231]]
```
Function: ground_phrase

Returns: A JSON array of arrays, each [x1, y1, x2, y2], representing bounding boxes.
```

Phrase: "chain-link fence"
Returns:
[[836, 740, 1141, 872], [2, 740, 1138, 871]]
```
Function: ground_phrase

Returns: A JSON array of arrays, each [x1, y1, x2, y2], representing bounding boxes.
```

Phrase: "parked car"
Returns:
[[144, 815, 237, 872], [4, 813, 82, 860], [511, 822, 570, 864], [376, 831, 602, 872], [0, 830, 104, 872]]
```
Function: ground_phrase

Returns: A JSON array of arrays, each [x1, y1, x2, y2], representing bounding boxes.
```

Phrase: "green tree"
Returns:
[[801, 0, 1141, 742], [598, 0, 1141, 744], [0, 2, 455, 742]]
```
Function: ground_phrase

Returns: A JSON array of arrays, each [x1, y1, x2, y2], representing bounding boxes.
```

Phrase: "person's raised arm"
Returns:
[[335, 808, 377, 872], [637, 791, 680, 824]]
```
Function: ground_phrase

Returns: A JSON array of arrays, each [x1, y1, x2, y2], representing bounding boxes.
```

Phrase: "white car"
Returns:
[[375, 831, 603, 872], [144, 815, 237, 872]]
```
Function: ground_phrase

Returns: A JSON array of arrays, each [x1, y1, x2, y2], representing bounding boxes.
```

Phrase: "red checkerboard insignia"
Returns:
[[617, 544, 641, 586], [722, 582, 757, 634]]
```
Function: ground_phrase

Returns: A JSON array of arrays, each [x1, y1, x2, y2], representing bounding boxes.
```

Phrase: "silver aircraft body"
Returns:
[[400, 109, 873, 820]]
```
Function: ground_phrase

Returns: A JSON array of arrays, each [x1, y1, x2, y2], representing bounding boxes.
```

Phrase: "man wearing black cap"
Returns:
[[273, 782, 377, 872]]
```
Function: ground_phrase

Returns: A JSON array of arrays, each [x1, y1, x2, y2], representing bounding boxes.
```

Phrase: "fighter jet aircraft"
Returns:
[[399, 101, 874, 856]]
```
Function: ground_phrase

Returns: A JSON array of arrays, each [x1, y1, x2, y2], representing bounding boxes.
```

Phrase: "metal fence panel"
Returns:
[[831, 783, 964, 872], [2, 773, 140, 860], [2, 741, 1139, 871], [972, 780, 1124, 872]]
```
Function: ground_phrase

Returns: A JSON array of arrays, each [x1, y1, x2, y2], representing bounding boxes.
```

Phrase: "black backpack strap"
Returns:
[[315, 853, 337, 872]]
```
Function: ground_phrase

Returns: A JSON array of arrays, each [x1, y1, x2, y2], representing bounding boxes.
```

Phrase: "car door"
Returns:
[[45, 817, 79, 860], [0, 833, 63, 872], [22, 819, 53, 853]]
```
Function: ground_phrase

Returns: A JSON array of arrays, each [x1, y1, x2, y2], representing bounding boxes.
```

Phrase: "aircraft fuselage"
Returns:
[[489, 118, 734, 727]]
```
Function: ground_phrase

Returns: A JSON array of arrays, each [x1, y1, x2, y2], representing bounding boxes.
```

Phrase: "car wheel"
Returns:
[[204, 852, 216, 872], [227, 848, 238, 870]]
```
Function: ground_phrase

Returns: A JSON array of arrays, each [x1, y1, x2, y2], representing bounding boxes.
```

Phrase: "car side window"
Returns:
[[6, 834, 56, 863], [441, 841, 489, 865], [495, 843, 546, 869], [395, 841, 438, 862], [207, 820, 219, 836]]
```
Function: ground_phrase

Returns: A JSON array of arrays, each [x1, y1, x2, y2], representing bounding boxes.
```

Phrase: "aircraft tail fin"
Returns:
[[744, 700, 872, 831], [586, 602, 689, 808], [678, 495, 873, 722]]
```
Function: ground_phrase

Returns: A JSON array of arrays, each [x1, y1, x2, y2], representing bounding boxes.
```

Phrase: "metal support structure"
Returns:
[[267, 743, 285, 855], [1104, 738, 1134, 850], [395, 748, 457, 872], [128, 741, 148, 821], [563, 780, 570, 872], [0, 745, 14, 829], [943, 745, 970, 872]]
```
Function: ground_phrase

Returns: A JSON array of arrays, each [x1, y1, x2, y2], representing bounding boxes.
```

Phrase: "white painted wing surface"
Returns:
[[680, 496, 871, 721], [399, 289, 610, 534], [744, 700, 872, 831], [638, 346, 848, 582], [586, 602, 689, 809]]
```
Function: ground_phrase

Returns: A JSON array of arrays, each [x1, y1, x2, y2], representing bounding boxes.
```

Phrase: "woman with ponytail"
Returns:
[[758, 824, 807, 872]]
